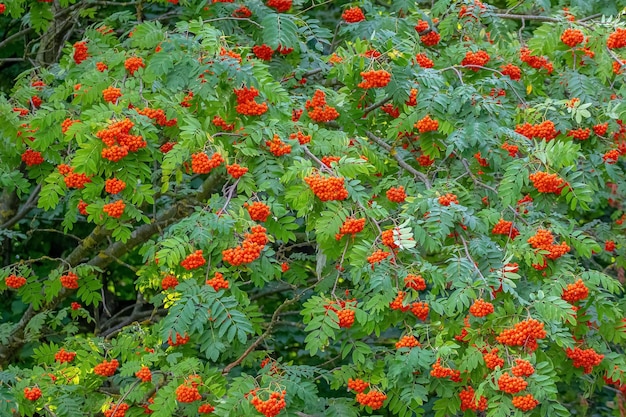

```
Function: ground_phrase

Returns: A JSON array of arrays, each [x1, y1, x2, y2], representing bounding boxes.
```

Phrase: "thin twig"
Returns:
[[362, 96, 393, 116], [365, 131, 432, 188], [222, 296, 301, 375]]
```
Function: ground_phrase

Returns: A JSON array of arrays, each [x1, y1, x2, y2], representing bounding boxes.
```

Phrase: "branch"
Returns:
[[222, 296, 301, 375], [0, 173, 225, 366], [362, 96, 393, 116], [0, 184, 42, 230], [365, 131, 432, 189], [491, 13, 559, 22]]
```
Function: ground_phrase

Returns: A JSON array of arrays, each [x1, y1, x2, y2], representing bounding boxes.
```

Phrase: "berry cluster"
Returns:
[[389, 291, 409, 312], [512, 359, 535, 377], [342, 6, 365, 23], [103, 403, 130, 417], [415, 20, 430, 33], [529, 171, 564, 194], [61, 119, 79, 136], [438, 193, 459, 206], [266, 0, 291, 12], [102, 86, 122, 103], [245, 202, 271, 222], [181, 91, 194, 107], [527, 228, 570, 260], [305, 90, 339, 122], [24, 387, 42, 401], [289, 131, 311, 145], [367, 249, 390, 265], [94, 359, 119, 377], [281, 262, 289, 272], [124, 56, 145, 75], [512, 394, 539, 411], [386, 186, 406, 203], [381, 229, 398, 249], [248, 389, 287, 417], [191, 152, 224, 174], [336, 217, 365, 240], [607, 28, 626, 49], [103, 200, 126, 219], [474, 151, 489, 167], [613, 60, 626, 74], [415, 53, 434, 68], [176, 383, 202, 403], [337, 308, 356, 328], [459, 386, 487, 412], [469, 298, 494, 317], [5, 274, 27, 289], [347, 378, 369, 393], [73, 41, 89, 64], [253, 44, 274, 61], [417, 154, 434, 166], [380, 103, 399, 118], [321, 156, 340, 167], [71, 302, 81, 310], [161, 275, 179, 290], [515, 120, 559, 141], [105, 178, 126, 194], [0, 4, 5, 14], [603, 149, 620, 164], [160, 142, 176, 153], [395, 335, 421, 349], [567, 127, 590, 140], [135, 366, 152, 382], [406, 88, 418, 106], [226, 163, 248, 178], [54, 348, 77, 363], [483, 348, 504, 369], [234, 86, 268, 116], [304, 174, 349, 201], [21, 149, 44, 166], [405, 274, 426, 291], [167, 332, 190, 346], [60, 272, 79, 289], [355, 390, 387, 410], [501, 63, 522, 81], [411, 301, 429, 320], [415, 115, 439, 133], [222, 225, 268, 266], [96, 62, 108, 72], [181, 250, 206, 270], [266, 135, 292, 156], [233, 6, 252, 18], [136, 107, 177, 127], [497, 372, 528, 393], [499, 144, 517, 160], [496, 318, 547, 351], [212, 115, 235, 131], [605, 240, 616, 251], [357, 70, 391, 88], [198, 403, 215, 414], [520, 47, 553, 73], [492, 218, 519, 239], [593, 122, 608, 136], [561, 28, 584, 47], [430, 358, 461, 382], [461, 50, 491, 71], [206, 271, 229, 291], [561, 279, 589, 303], [96, 118, 146, 162]]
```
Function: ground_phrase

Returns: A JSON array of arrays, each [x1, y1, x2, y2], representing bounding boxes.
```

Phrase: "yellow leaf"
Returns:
[[526, 84, 533, 94]]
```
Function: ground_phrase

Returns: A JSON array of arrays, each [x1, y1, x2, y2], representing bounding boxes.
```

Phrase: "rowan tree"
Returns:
[[1, 0, 626, 416]]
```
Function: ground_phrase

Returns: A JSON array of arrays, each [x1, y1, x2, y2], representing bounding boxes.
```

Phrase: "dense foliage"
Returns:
[[1, 0, 626, 416]]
